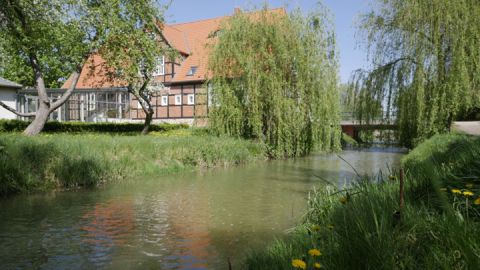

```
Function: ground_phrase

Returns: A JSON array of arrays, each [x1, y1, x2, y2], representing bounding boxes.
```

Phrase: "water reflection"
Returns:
[[0, 149, 403, 269]]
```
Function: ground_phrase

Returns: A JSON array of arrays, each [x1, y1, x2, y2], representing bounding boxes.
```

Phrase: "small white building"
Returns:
[[0, 77, 22, 119]]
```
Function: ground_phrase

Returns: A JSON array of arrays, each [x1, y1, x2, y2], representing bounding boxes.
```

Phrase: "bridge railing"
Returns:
[[341, 111, 397, 123]]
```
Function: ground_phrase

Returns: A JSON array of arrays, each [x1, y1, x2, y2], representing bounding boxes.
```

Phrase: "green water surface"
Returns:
[[0, 148, 403, 269]]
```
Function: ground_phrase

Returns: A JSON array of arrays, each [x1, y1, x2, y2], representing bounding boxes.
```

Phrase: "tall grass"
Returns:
[[0, 132, 265, 196], [246, 133, 480, 269]]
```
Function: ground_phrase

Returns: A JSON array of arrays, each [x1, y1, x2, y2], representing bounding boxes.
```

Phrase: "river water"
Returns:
[[0, 148, 403, 269]]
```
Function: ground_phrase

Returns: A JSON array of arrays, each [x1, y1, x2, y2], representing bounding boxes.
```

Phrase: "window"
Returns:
[[208, 29, 223, 39], [186, 66, 197, 76], [27, 97, 37, 113], [161, 95, 168, 106], [152, 56, 165, 76], [88, 93, 96, 111], [137, 99, 143, 109], [187, 94, 195, 105], [175, 95, 182, 105]]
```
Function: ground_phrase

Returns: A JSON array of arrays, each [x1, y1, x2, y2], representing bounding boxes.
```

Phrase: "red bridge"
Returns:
[[341, 111, 397, 141]]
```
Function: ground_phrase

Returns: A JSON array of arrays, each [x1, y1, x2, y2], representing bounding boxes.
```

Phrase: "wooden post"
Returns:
[[80, 94, 85, 122], [399, 168, 405, 211], [117, 92, 122, 119]]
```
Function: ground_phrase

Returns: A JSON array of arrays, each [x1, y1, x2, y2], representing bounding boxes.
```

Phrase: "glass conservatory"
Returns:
[[16, 87, 130, 122]]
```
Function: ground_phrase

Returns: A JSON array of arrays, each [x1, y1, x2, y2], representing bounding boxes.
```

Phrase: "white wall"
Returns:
[[0, 87, 18, 119]]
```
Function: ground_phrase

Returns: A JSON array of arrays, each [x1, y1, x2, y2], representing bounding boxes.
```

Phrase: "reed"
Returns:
[[0, 131, 266, 196], [245, 133, 480, 269]]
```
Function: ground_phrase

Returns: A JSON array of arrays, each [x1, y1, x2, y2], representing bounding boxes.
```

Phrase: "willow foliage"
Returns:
[[207, 6, 341, 158], [352, 0, 480, 147]]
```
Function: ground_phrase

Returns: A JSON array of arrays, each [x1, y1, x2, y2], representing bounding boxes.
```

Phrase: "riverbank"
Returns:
[[246, 133, 480, 269], [0, 130, 266, 196]]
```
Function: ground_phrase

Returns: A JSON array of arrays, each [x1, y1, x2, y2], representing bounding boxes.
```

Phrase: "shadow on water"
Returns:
[[0, 148, 404, 269]]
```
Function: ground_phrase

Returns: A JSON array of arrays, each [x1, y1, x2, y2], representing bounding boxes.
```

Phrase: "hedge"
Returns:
[[0, 119, 188, 133]]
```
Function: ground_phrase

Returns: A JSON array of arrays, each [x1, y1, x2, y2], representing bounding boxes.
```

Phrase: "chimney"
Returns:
[[234, 7, 241, 14]]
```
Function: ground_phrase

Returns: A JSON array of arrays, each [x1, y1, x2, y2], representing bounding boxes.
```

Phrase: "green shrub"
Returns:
[[0, 119, 188, 133]]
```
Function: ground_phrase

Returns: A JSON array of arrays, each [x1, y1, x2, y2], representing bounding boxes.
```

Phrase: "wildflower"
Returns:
[[308, 248, 322, 257], [311, 225, 321, 232], [314, 262, 322, 268], [474, 198, 480, 205], [292, 259, 306, 269], [451, 189, 462, 194], [466, 183, 474, 189], [389, 175, 396, 181], [463, 191, 474, 197], [339, 196, 349, 204]]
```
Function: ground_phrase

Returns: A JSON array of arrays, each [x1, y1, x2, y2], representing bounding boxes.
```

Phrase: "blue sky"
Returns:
[[164, 0, 372, 83]]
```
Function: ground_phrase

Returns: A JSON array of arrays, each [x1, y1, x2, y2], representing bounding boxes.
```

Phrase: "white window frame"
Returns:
[[88, 93, 96, 111], [174, 94, 182, 105], [152, 56, 165, 76], [187, 94, 195, 105], [187, 66, 197, 76], [161, 95, 168, 106]]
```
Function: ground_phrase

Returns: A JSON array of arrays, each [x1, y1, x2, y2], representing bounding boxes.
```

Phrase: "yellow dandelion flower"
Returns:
[[474, 198, 480, 205], [311, 225, 321, 232], [308, 248, 322, 257], [314, 262, 322, 268], [292, 259, 306, 269], [466, 183, 474, 189], [451, 189, 462, 194], [339, 196, 349, 204], [463, 191, 474, 197]]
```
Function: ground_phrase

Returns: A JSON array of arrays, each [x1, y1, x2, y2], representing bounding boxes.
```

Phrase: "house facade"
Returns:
[[58, 8, 285, 125], [0, 77, 22, 119], [12, 8, 285, 124]]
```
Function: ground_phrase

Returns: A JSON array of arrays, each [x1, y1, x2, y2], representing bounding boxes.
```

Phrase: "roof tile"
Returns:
[[62, 7, 286, 88]]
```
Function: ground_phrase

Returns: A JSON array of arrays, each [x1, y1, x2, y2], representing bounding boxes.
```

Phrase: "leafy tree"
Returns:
[[97, 2, 175, 135], [208, 5, 341, 158], [0, 28, 82, 88], [0, 0, 167, 135], [352, 0, 480, 147]]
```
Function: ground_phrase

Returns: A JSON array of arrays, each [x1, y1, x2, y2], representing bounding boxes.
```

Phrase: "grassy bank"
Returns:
[[246, 133, 480, 269], [0, 130, 265, 196]]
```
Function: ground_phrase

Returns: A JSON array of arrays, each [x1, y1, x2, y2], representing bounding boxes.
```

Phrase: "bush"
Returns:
[[0, 119, 188, 133]]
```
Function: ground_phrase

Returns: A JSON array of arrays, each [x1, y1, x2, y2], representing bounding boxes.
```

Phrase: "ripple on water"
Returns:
[[0, 149, 403, 269]]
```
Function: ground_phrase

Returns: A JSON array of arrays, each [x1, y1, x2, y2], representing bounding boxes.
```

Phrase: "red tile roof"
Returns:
[[63, 7, 286, 88]]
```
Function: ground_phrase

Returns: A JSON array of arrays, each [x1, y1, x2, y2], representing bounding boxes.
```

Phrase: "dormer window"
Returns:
[[187, 66, 197, 76], [152, 56, 165, 76], [208, 29, 223, 39]]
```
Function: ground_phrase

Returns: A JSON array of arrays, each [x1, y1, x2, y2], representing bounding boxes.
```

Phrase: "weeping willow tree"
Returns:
[[207, 5, 341, 158], [352, 0, 480, 147]]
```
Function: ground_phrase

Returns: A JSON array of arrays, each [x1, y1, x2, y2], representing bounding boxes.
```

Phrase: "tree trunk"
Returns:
[[23, 102, 51, 136], [142, 107, 154, 135]]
